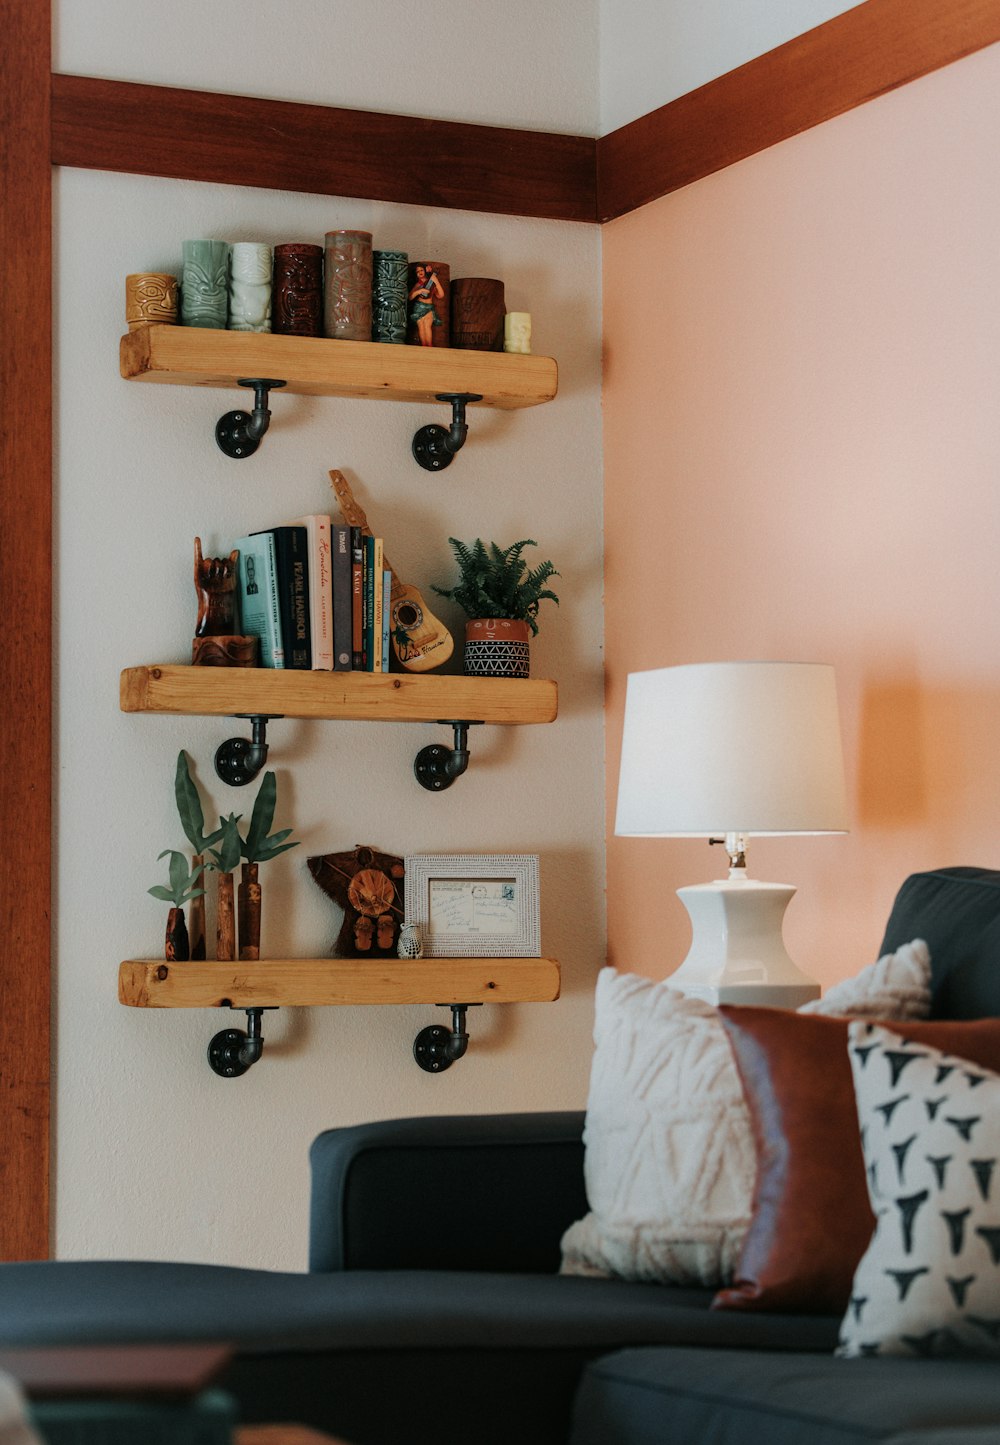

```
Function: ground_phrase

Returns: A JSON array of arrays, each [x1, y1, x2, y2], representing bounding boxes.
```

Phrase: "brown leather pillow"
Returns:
[[712, 1009, 1000, 1315]]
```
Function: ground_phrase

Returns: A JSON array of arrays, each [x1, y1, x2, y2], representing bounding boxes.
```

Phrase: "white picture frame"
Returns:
[[404, 854, 541, 958]]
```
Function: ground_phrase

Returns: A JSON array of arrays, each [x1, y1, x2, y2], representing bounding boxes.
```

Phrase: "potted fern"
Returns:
[[433, 537, 559, 678]]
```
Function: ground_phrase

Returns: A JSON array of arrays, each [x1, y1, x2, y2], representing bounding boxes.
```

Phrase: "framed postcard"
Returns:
[[404, 854, 540, 958]]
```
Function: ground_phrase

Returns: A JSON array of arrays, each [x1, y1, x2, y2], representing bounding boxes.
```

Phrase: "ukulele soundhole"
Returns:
[[394, 600, 423, 630]]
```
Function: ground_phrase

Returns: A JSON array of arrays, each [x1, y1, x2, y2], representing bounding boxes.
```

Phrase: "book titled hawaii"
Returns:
[[332, 524, 353, 671], [291, 513, 334, 670], [233, 532, 284, 668]]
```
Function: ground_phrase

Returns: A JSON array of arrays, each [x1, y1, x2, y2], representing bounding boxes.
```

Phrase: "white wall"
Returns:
[[55, 0, 600, 135], [53, 1, 604, 1268], [599, 0, 867, 133]]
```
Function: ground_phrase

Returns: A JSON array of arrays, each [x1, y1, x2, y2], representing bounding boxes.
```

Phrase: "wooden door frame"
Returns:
[[5, 0, 998, 1259]]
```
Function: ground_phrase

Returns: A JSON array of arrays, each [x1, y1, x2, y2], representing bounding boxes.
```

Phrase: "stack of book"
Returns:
[[233, 516, 391, 671]]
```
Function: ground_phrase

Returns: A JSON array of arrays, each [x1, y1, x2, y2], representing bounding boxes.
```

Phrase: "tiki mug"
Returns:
[[180, 239, 230, 328], [503, 311, 532, 355], [451, 277, 505, 350], [228, 242, 272, 332], [124, 273, 178, 329], [272, 243, 324, 336], [324, 229, 373, 341], [407, 261, 450, 347], [371, 250, 409, 344]]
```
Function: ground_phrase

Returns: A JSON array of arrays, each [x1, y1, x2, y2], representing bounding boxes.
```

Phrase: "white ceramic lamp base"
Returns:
[[670, 877, 820, 1008]]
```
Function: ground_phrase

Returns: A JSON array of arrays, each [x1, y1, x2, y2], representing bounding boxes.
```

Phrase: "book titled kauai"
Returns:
[[233, 532, 284, 668], [332, 524, 352, 670], [254, 525, 311, 669], [350, 526, 364, 670], [291, 513, 333, 669]]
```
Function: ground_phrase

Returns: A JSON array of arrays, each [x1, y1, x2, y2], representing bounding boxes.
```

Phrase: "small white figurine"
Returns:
[[503, 311, 532, 355]]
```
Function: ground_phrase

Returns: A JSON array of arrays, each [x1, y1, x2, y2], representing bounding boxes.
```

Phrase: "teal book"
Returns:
[[234, 532, 284, 668], [381, 567, 391, 672]]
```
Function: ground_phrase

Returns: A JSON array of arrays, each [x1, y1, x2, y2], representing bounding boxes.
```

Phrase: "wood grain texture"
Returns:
[[1, 0, 51, 1261], [119, 666, 558, 724], [597, 0, 1000, 220], [118, 957, 561, 1008], [52, 73, 597, 223], [120, 326, 558, 407]]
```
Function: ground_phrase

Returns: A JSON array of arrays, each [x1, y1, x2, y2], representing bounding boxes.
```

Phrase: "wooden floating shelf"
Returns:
[[118, 957, 561, 1009], [120, 326, 558, 410], [120, 665, 558, 725]]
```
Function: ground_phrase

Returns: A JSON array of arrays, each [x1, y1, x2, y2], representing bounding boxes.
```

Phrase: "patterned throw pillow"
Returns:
[[559, 942, 931, 1287], [838, 1021, 1000, 1358]]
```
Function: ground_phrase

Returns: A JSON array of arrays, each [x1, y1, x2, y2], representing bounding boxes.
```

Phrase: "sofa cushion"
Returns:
[[839, 1022, 1000, 1358], [569, 1346, 1000, 1445], [560, 943, 930, 1288], [714, 1012, 1000, 1315], [0, 1263, 837, 1445], [879, 868, 1000, 1018]]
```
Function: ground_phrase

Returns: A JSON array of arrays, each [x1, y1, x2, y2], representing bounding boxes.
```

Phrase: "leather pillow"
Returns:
[[713, 1009, 1000, 1314]]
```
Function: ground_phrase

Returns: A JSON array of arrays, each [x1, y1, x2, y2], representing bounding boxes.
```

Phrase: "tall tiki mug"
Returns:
[[180, 240, 230, 328], [371, 250, 409, 344], [125, 273, 178, 329], [272, 243, 324, 336], [324, 230, 373, 341], [407, 261, 450, 347], [228, 242, 272, 332], [451, 277, 505, 350]]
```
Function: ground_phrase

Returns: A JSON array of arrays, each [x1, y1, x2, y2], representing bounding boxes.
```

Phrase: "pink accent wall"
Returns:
[[603, 43, 1000, 986]]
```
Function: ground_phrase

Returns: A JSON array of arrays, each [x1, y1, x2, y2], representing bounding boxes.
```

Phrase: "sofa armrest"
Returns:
[[308, 1110, 587, 1274]]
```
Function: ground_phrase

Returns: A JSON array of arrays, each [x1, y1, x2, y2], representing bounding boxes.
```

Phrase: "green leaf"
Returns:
[[174, 752, 206, 852], [243, 772, 277, 861], [148, 885, 175, 903], [255, 838, 301, 863], [211, 814, 243, 874]]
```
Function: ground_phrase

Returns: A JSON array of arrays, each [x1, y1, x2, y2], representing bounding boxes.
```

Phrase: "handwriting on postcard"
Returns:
[[428, 878, 518, 935]]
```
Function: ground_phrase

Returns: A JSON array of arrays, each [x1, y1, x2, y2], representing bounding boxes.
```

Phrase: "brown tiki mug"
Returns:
[[324, 230, 373, 341], [451, 277, 506, 350], [272, 243, 324, 336]]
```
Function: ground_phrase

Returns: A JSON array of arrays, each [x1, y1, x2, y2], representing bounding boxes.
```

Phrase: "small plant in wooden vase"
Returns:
[[169, 752, 299, 962], [432, 537, 559, 678], [148, 851, 207, 963]]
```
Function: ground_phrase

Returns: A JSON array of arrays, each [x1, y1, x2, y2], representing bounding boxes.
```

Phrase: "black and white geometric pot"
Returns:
[[463, 618, 531, 678]]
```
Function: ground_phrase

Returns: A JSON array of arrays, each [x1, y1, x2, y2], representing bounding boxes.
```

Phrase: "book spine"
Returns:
[[371, 537, 384, 672], [363, 535, 375, 672], [332, 524, 353, 671], [292, 513, 333, 669], [381, 567, 391, 673], [350, 526, 364, 670], [234, 534, 284, 668], [268, 525, 311, 669]]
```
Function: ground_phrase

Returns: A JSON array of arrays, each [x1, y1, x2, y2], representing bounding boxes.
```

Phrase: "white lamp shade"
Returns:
[[615, 661, 849, 837]]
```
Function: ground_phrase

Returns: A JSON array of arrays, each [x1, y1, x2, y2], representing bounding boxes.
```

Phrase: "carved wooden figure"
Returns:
[[192, 537, 258, 666], [308, 844, 405, 958]]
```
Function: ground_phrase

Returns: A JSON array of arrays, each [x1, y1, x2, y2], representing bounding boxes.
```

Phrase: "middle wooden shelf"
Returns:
[[120, 665, 558, 725]]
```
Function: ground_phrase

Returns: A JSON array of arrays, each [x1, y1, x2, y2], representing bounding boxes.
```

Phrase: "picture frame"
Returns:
[[403, 853, 540, 958]]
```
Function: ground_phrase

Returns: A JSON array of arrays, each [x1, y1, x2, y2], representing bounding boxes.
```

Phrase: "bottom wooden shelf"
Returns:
[[118, 957, 560, 1009]]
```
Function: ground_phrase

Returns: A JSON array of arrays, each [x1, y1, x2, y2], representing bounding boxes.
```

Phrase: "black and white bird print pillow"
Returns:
[[838, 1021, 1000, 1358]]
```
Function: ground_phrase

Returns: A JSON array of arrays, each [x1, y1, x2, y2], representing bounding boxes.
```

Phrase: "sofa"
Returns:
[[5, 866, 1000, 1445]]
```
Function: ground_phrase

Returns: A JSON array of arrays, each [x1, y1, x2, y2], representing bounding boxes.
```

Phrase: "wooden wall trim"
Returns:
[[1, 2, 52, 1260], [597, 0, 1000, 221], [51, 74, 598, 224]]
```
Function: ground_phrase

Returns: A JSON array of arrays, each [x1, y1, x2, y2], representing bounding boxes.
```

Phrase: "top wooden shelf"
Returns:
[[120, 326, 558, 409]]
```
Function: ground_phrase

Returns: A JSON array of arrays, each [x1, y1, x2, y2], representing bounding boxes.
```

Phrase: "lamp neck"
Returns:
[[710, 831, 748, 878]]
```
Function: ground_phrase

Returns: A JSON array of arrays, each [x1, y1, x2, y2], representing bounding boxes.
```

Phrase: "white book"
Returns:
[[291, 513, 334, 669]]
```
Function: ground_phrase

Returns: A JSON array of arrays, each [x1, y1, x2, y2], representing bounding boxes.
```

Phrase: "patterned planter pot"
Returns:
[[463, 619, 531, 678]]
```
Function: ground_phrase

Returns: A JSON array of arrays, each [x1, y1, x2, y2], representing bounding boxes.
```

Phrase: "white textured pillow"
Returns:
[[838, 1021, 1000, 1358], [559, 939, 932, 1287]]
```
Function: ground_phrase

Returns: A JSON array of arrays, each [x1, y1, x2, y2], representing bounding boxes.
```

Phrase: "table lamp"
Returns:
[[615, 661, 849, 1006]]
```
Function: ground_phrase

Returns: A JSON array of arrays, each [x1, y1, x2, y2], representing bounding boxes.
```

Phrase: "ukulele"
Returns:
[[328, 469, 454, 672]]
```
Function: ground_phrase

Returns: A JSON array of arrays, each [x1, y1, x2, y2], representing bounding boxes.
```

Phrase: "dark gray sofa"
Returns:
[[4, 866, 1000, 1445]]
